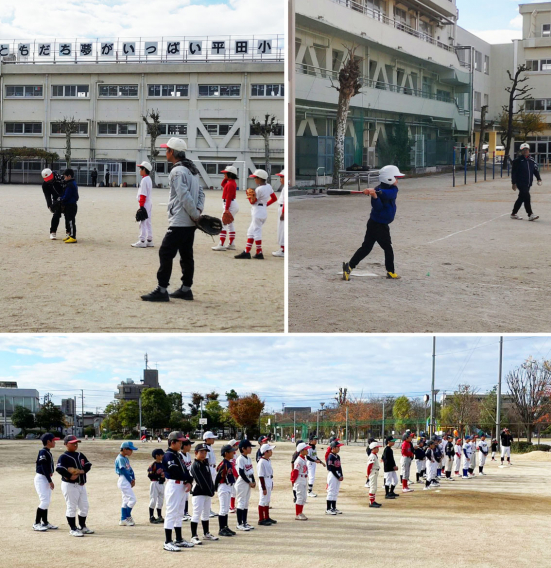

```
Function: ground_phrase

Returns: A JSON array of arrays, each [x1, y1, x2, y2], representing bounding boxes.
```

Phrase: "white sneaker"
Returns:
[[462, 475, 470, 479], [33, 523, 48, 532], [209, 510, 217, 518], [236, 524, 251, 531], [307, 492, 317, 498], [226, 244, 236, 250], [528, 214, 539, 221], [325, 509, 337, 515], [480, 472, 487, 475], [333, 508, 343, 514], [203, 533, 219, 541], [402, 488, 414, 493], [163, 542, 181, 552], [511, 214, 523, 220], [146, 241, 154, 247], [126, 517, 135, 526], [211, 244, 227, 251], [272, 250, 284, 257], [295, 513, 308, 521], [364, 482, 370, 488], [131, 241, 147, 248], [79, 527, 94, 534], [174, 539, 194, 548], [119, 519, 130, 526], [423, 486, 431, 491], [50, 233, 57, 240], [244, 523, 255, 530], [69, 529, 84, 537], [42, 523, 58, 530], [191, 536, 202, 545], [182, 514, 191, 522]]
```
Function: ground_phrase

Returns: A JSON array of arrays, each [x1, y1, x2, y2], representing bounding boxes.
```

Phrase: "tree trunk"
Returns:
[[526, 421, 532, 444], [477, 105, 487, 171], [149, 137, 157, 186], [333, 91, 351, 181], [65, 132, 72, 168], [264, 134, 271, 184]]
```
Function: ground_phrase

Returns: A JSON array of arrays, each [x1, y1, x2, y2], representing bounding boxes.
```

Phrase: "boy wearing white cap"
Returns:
[[212, 166, 239, 251], [291, 442, 310, 520], [272, 170, 285, 257], [115, 441, 139, 526], [203, 431, 218, 518], [257, 443, 277, 525], [132, 161, 154, 248], [141, 137, 205, 302], [235, 169, 278, 260], [367, 442, 382, 508]]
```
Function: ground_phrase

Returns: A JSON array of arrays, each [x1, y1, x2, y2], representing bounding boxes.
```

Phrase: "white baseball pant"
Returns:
[[163, 480, 186, 530], [231, 485, 236, 499], [191, 495, 212, 523], [368, 472, 378, 495], [415, 459, 425, 474], [117, 476, 136, 509], [307, 462, 316, 486], [218, 488, 231, 516], [400, 456, 412, 480], [479, 452, 487, 467], [426, 461, 436, 482], [461, 457, 471, 472], [34, 474, 52, 509], [235, 480, 251, 509], [277, 206, 284, 247], [445, 456, 453, 472], [453, 455, 461, 472], [149, 481, 164, 509], [384, 471, 398, 486], [294, 481, 308, 505], [471, 451, 477, 468], [258, 481, 273, 507], [501, 446, 511, 458], [247, 216, 266, 240], [61, 481, 89, 517], [222, 200, 239, 234], [326, 473, 341, 501]]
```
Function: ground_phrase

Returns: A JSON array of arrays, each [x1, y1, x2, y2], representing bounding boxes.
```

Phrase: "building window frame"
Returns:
[[50, 122, 89, 135], [154, 124, 188, 136], [97, 122, 138, 136], [51, 85, 90, 98], [5, 85, 44, 98], [98, 84, 139, 98], [197, 84, 241, 98], [251, 83, 285, 97], [147, 84, 189, 98], [4, 122, 43, 135]]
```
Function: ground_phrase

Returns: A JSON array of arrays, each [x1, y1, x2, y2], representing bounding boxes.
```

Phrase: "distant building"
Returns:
[[283, 406, 312, 415], [115, 367, 160, 401], [0, 386, 40, 438], [0, 381, 18, 388], [61, 398, 76, 416]]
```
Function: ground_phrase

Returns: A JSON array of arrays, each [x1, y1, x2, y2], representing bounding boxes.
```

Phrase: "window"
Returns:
[[157, 124, 188, 136], [251, 84, 284, 97], [526, 60, 539, 71], [201, 124, 238, 136], [155, 162, 167, 174], [52, 85, 89, 97], [484, 55, 490, 74], [436, 89, 451, 102], [98, 123, 137, 135], [541, 59, 551, 71], [394, 7, 407, 22], [474, 91, 481, 112], [202, 163, 227, 175], [534, 99, 546, 111], [250, 124, 284, 136], [147, 84, 189, 97], [198, 84, 241, 97], [6, 85, 43, 97], [483, 94, 489, 108], [5, 122, 42, 134], [51, 122, 88, 135], [474, 51, 482, 72], [543, 24, 551, 37], [98, 85, 138, 97], [419, 20, 432, 37], [121, 161, 136, 173]]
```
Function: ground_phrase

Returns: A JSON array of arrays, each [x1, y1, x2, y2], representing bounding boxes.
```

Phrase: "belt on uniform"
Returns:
[[222, 199, 235, 202], [257, 203, 264, 206]]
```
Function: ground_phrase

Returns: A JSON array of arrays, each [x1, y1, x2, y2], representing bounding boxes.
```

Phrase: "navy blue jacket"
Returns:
[[511, 155, 541, 189], [61, 179, 79, 204], [36, 448, 55, 482], [56, 451, 92, 484], [162, 448, 193, 483], [42, 172, 65, 209], [369, 183, 398, 225]]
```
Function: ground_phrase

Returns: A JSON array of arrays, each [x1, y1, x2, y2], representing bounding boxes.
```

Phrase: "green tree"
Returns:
[[392, 395, 413, 434], [206, 391, 219, 402], [225, 389, 239, 401], [167, 392, 183, 413], [188, 392, 205, 416], [119, 401, 139, 433], [479, 387, 498, 436], [377, 115, 412, 170], [102, 400, 123, 432], [169, 410, 186, 431], [205, 400, 224, 429], [36, 401, 65, 432], [11, 405, 36, 435], [141, 388, 171, 430]]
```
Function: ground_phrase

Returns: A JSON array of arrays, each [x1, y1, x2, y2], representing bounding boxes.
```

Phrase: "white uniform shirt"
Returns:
[[207, 445, 216, 468], [478, 440, 488, 455], [278, 184, 286, 207], [137, 175, 153, 209], [251, 183, 273, 219], [463, 442, 473, 459], [236, 454, 254, 482], [307, 445, 318, 464], [293, 455, 308, 484], [180, 451, 192, 472], [367, 453, 380, 483], [257, 457, 273, 486]]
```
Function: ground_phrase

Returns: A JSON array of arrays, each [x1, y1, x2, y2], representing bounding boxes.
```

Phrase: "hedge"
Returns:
[[511, 441, 551, 453]]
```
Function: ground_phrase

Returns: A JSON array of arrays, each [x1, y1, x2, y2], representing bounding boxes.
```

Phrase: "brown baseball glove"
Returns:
[[222, 210, 234, 226], [246, 188, 257, 204]]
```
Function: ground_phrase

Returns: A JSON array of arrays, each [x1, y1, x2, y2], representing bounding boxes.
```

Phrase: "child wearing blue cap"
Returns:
[[116, 441, 138, 526]]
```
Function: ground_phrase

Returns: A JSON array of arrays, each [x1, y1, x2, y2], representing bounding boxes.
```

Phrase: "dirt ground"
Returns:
[[0, 186, 284, 332], [2, 439, 550, 568], [289, 173, 551, 332]]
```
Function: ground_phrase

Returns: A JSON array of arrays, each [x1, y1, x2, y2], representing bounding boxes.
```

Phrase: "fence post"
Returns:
[[464, 147, 468, 185], [507, 158, 510, 177], [474, 147, 477, 183], [493, 152, 495, 179], [452, 147, 456, 187], [484, 151, 487, 181]]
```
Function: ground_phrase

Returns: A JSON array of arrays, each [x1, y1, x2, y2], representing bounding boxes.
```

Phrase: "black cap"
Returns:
[[41, 433, 60, 445], [295, 439, 304, 446], [152, 448, 165, 458], [63, 435, 81, 445], [195, 443, 209, 453], [330, 440, 344, 448], [239, 439, 255, 450], [181, 438, 193, 446], [168, 431, 187, 442], [309, 434, 318, 441], [221, 444, 236, 456], [385, 437, 395, 444]]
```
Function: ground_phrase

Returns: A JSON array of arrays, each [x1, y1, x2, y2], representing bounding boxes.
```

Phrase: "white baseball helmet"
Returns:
[[379, 165, 405, 185], [160, 137, 187, 151], [520, 143, 530, 150]]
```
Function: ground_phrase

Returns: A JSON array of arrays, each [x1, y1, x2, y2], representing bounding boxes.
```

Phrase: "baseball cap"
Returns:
[[385, 437, 395, 444], [221, 165, 238, 176], [221, 444, 236, 456], [41, 433, 60, 444], [276, 170, 285, 177], [181, 438, 193, 446], [260, 443, 276, 454], [249, 169, 268, 180], [330, 441, 344, 448], [238, 439, 255, 450], [228, 439, 239, 447], [195, 443, 209, 452], [121, 441, 139, 451], [64, 435, 81, 445], [295, 439, 304, 446], [308, 435, 318, 441], [203, 431, 218, 440], [152, 449, 165, 458], [168, 431, 187, 442], [160, 137, 187, 151], [41, 168, 54, 182], [137, 161, 152, 171], [296, 442, 310, 452], [464, 435, 471, 440], [369, 441, 382, 450], [520, 143, 530, 150]]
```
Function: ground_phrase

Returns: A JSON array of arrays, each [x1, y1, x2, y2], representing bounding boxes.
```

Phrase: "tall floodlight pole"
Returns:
[[496, 336, 503, 441], [430, 337, 436, 436]]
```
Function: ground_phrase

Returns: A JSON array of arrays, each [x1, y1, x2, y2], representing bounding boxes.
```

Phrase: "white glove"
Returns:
[[537, 180, 542, 186]]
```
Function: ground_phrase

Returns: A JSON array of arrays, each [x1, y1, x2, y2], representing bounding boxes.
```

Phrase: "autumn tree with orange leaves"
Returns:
[[228, 393, 265, 435]]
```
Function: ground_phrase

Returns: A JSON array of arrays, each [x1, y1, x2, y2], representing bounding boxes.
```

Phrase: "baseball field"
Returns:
[[289, 173, 551, 333], [0, 185, 284, 332], [3, 439, 550, 568]]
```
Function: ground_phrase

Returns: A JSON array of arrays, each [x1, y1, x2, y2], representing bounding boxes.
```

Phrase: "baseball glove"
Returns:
[[195, 214, 223, 236], [136, 206, 148, 222], [246, 188, 257, 204], [222, 210, 234, 226], [50, 199, 62, 214]]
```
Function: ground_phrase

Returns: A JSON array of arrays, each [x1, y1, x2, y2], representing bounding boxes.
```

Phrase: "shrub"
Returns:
[[511, 441, 551, 453]]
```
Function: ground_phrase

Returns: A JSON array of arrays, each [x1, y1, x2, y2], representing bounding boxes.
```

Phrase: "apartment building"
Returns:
[[0, 385, 40, 438]]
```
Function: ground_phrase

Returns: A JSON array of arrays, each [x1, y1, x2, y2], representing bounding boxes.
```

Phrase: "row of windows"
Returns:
[[526, 60, 551, 72], [525, 99, 551, 112], [473, 51, 490, 74], [5, 84, 284, 99]]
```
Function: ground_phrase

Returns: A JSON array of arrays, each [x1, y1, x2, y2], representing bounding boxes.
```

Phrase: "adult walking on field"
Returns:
[[499, 428, 514, 467], [90, 168, 98, 187], [511, 143, 542, 221], [141, 137, 204, 303]]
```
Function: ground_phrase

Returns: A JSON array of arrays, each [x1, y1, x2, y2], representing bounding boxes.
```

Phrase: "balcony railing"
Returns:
[[329, 0, 454, 52]]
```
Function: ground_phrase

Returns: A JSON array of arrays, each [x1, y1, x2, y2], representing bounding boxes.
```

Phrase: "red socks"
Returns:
[[245, 238, 254, 253], [219, 230, 227, 245], [402, 479, 408, 489], [255, 240, 262, 254], [369, 493, 375, 504], [230, 497, 235, 509], [258, 505, 269, 520], [229, 232, 235, 245], [295, 504, 303, 515]]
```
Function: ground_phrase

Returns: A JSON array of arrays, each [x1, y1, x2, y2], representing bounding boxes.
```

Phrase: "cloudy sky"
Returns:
[[0, 335, 549, 413], [0, 0, 284, 39]]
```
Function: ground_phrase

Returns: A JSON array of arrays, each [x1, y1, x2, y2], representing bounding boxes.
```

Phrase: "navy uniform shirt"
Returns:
[[36, 448, 55, 483], [162, 449, 193, 483], [191, 459, 215, 497], [56, 451, 92, 485], [327, 452, 343, 479]]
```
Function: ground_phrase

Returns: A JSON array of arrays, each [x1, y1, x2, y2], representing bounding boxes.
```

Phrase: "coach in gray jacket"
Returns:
[[141, 137, 205, 302]]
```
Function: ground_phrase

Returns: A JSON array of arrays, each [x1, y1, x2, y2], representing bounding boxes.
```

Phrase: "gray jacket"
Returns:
[[167, 162, 205, 227]]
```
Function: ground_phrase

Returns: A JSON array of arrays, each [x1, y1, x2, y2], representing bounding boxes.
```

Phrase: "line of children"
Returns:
[[326, 440, 344, 515], [148, 448, 165, 523], [115, 441, 138, 526], [366, 441, 382, 508], [215, 445, 237, 536], [291, 442, 310, 520], [257, 442, 277, 525], [382, 437, 399, 499], [235, 439, 256, 531]]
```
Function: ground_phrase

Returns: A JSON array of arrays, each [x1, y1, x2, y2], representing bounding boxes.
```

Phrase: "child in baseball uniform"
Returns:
[[227, 439, 239, 513], [424, 440, 437, 490], [478, 434, 489, 475], [382, 437, 399, 499], [215, 445, 237, 536], [256, 436, 269, 463], [213, 166, 239, 251], [132, 161, 154, 248], [469, 435, 477, 476], [272, 170, 285, 257], [326, 440, 344, 515], [41, 168, 66, 240], [190, 442, 219, 544], [367, 441, 382, 508], [306, 435, 325, 497], [257, 443, 277, 525], [453, 438, 462, 476], [235, 169, 277, 260], [179, 438, 193, 521], [444, 436, 455, 480], [434, 437, 443, 478], [491, 439, 498, 461], [414, 439, 426, 484], [235, 439, 256, 531], [61, 169, 79, 243], [148, 449, 165, 523], [202, 431, 218, 517], [290, 439, 304, 502], [291, 442, 310, 520], [462, 436, 472, 478], [400, 432, 415, 492], [55, 435, 93, 537], [500, 428, 513, 466], [34, 433, 60, 531], [115, 441, 138, 526]]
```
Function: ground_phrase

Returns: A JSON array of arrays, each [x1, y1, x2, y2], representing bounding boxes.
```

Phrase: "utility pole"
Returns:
[[293, 411, 296, 442], [496, 336, 503, 442], [382, 401, 385, 439], [81, 390, 84, 434], [345, 406, 349, 445], [3, 395, 7, 439], [200, 400, 204, 435], [74, 395, 77, 435], [139, 395, 142, 436], [316, 410, 319, 438], [430, 337, 436, 437]]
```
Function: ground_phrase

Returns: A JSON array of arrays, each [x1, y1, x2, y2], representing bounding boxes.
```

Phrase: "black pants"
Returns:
[[157, 226, 196, 289], [350, 219, 394, 273], [64, 204, 78, 238], [512, 186, 532, 216], [50, 209, 62, 234]]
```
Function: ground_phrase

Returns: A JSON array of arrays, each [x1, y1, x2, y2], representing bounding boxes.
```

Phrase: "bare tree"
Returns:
[[250, 114, 279, 183], [476, 105, 488, 171], [506, 359, 551, 443], [440, 385, 480, 436], [58, 117, 80, 168], [330, 45, 362, 180], [142, 109, 162, 185]]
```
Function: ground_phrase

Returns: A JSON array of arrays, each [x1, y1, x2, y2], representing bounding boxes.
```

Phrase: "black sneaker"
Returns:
[[218, 527, 234, 537], [235, 251, 251, 259], [149, 516, 157, 524], [266, 518, 277, 524], [253, 252, 264, 259], [342, 261, 351, 281], [169, 288, 193, 301], [141, 286, 169, 302], [390, 492, 399, 498], [258, 519, 271, 526], [155, 516, 164, 523], [369, 502, 382, 508], [385, 494, 395, 499]]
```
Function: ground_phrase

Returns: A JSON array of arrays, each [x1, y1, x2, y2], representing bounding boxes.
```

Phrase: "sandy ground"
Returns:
[[289, 173, 551, 332], [0, 186, 284, 332], [2, 439, 551, 568]]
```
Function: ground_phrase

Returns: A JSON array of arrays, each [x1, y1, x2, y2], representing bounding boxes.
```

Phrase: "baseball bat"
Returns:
[[327, 190, 365, 195]]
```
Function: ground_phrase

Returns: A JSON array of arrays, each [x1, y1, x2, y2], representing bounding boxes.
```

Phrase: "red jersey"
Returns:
[[221, 178, 237, 210]]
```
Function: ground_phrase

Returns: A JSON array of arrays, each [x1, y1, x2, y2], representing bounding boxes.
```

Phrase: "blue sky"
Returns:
[[1, 335, 549, 413]]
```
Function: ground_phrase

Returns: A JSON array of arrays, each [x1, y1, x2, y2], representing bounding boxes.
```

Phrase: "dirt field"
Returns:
[[289, 173, 551, 332], [2, 439, 550, 568], [0, 185, 284, 332]]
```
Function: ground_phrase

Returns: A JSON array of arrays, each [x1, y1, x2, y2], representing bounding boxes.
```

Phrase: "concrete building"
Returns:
[[115, 367, 160, 402], [0, 36, 284, 189], [0, 386, 40, 438], [61, 398, 76, 416]]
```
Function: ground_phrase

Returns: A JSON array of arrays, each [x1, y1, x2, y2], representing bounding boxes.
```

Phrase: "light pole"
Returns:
[[496, 336, 503, 441], [430, 337, 436, 436]]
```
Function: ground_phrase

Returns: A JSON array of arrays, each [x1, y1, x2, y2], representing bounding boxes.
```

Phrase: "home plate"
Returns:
[[337, 271, 379, 277]]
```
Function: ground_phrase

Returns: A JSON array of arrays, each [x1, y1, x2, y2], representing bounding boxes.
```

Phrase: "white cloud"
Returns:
[[510, 15, 523, 29], [470, 29, 522, 44]]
